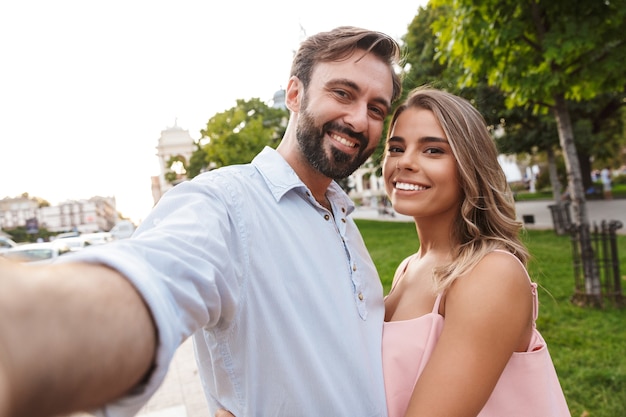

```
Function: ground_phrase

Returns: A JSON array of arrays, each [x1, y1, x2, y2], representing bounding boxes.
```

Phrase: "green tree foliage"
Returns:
[[401, 4, 454, 95], [189, 98, 288, 177], [401, 4, 527, 132], [433, 0, 625, 105], [164, 155, 188, 184], [186, 142, 208, 179], [3, 226, 54, 244]]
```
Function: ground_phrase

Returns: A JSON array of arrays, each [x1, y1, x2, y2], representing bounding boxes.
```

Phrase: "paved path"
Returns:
[[135, 338, 209, 417], [73, 199, 625, 417], [511, 199, 626, 233], [71, 338, 209, 417]]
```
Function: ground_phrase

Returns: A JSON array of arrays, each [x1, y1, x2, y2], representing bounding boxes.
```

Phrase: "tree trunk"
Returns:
[[546, 147, 562, 204], [552, 94, 602, 306], [577, 148, 594, 194]]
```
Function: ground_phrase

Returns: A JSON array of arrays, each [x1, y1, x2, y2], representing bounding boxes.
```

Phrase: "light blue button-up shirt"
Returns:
[[67, 147, 387, 417]]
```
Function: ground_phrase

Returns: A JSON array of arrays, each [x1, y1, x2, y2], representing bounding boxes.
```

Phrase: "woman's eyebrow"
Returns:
[[419, 136, 448, 144], [387, 135, 448, 144]]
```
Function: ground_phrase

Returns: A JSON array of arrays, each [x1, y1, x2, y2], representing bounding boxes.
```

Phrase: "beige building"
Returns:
[[0, 196, 39, 230], [38, 196, 117, 233], [0, 195, 118, 234], [152, 120, 196, 204]]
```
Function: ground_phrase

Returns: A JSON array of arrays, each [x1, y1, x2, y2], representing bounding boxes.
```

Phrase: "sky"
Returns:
[[0, 0, 427, 224]]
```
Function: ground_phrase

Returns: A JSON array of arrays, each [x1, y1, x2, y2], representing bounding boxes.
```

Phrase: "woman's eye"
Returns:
[[387, 146, 403, 153], [425, 147, 444, 154]]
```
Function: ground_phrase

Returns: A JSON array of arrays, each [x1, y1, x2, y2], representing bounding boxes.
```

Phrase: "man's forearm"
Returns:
[[0, 260, 157, 417]]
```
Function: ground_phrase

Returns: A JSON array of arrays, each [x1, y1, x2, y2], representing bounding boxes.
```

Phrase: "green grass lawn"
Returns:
[[356, 219, 626, 417]]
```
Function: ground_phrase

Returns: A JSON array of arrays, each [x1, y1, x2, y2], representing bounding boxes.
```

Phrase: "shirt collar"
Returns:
[[252, 147, 355, 215]]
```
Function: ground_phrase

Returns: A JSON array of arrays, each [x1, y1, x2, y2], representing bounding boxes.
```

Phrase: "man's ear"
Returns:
[[285, 76, 302, 113]]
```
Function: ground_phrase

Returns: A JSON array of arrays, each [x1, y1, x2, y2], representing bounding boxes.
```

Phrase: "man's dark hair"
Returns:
[[291, 26, 403, 103]]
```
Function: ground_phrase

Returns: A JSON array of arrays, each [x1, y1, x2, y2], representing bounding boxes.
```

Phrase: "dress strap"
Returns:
[[432, 293, 444, 315]]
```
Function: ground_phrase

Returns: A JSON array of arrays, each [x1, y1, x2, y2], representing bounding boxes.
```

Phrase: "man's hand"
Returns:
[[215, 409, 235, 417], [0, 260, 156, 417]]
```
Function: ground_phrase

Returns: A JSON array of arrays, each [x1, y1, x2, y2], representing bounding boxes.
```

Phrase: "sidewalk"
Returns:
[[514, 199, 626, 233], [135, 338, 209, 417], [71, 338, 209, 417]]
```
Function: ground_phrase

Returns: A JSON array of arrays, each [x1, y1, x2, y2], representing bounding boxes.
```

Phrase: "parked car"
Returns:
[[110, 220, 135, 240], [54, 231, 81, 239], [2, 241, 72, 264], [54, 236, 90, 252], [81, 232, 113, 245], [0, 236, 18, 255]]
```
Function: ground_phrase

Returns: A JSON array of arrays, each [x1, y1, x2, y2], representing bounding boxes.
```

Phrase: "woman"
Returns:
[[381, 87, 570, 417]]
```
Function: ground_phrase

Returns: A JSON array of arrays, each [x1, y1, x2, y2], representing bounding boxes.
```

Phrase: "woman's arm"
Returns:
[[0, 260, 156, 417], [404, 251, 533, 417]]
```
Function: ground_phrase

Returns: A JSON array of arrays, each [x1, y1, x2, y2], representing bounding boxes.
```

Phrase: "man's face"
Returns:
[[295, 52, 393, 180]]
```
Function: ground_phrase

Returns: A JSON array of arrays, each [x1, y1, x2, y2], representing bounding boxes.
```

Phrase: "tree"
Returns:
[[432, 0, 626, 305], [186, 142, 208, 179], [190, 98, 288, 176], [401, 4, 454, 95]]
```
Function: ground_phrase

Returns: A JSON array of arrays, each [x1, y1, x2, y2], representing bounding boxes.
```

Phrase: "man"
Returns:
[[0, 26, 402, 417]]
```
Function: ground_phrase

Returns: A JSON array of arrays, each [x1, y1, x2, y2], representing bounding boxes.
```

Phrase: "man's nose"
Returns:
[[342, 102, 369, 133]]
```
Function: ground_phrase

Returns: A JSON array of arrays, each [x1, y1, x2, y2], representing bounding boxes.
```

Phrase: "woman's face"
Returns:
[[383, 107, 461, 220]]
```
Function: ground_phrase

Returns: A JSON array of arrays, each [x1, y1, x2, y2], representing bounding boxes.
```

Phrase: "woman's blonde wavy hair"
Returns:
[[386, 86, 529, 291]]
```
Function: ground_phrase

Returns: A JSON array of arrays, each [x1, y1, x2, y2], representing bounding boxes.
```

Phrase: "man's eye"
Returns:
[[369, 106, 385, 118]]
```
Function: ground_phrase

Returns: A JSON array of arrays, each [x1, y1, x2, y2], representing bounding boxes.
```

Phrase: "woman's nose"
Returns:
[[396, 154, 416, 171]]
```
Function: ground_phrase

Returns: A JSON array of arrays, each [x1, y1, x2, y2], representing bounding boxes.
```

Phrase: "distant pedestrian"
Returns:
[[601, 167, 612, 200]]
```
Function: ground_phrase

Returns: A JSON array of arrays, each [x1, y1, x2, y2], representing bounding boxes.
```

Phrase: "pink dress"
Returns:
[[382, 251, 570, 417]]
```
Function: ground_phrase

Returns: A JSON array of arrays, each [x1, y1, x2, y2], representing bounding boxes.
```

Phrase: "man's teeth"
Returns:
[[330, 133, 356, 148], [395, 182, 427, 191]]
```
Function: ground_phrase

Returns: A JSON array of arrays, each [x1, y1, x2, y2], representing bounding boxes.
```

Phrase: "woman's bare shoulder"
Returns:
[[445, 250, 532, 323]]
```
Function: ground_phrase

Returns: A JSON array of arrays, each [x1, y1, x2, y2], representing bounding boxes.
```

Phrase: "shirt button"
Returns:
[[341, 207, 346, 213], [341, 218, 346, 223], [324, 214, 330, 221], [358, 293, 364, 301], [352, 264, 357, 271]]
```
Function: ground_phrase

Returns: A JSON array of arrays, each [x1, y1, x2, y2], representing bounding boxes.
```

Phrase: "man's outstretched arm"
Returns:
[[0, 260, 156, 417]]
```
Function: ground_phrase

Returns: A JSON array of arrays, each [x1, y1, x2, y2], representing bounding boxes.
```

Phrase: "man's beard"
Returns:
[[296, 106, 374, 180]]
